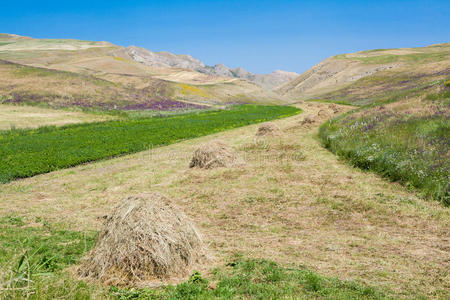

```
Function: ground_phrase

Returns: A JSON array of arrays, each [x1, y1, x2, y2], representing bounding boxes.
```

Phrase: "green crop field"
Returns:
[[0, 105, 300, 183]]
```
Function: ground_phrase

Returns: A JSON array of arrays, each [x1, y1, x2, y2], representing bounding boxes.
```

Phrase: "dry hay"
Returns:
[[287, 116, 316, 131], [329, 104, 341, 114], [256, 122, 282, 136], [79, 193, 205, 286], [301, 116, 315, 126], [317, 109, 331, 118], [189, 140, 241, 169]]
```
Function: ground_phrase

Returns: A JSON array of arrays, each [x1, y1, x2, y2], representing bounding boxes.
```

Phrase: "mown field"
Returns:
[[0, 216, 387, 299], [0, 105, 300, 183]]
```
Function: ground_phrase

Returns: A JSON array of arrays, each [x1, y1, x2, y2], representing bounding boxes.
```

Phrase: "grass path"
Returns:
[[0, 102, 448, 298]]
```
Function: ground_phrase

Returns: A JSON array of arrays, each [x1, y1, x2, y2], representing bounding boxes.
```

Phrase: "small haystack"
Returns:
[[317, 109, 330, 118], [189, 140, 241, 169], [256, 122, 282, 136], [79, 193, 204, 285], [301, 116, 315, 126], [329, 104, 340, 114]]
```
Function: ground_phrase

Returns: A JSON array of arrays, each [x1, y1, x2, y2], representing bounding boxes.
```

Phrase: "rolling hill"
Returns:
[[0, 34, 291, 109], [277, 43, 450, 103]]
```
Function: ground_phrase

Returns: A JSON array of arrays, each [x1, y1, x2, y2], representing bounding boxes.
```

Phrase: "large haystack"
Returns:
[[189, 140, 240, 169], [79, 193, 204, 285], [256, 122, 282, 136]]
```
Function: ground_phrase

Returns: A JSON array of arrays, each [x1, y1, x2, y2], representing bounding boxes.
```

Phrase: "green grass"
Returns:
[[0, 216, 100, 299], [320, 112, 449, 205], [0, 105, 300, 183], [112, 256, 390, 299]]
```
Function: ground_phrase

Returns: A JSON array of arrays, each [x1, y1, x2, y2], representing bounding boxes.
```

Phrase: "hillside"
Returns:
[[277, 43, 450, 102], [0, 34, 288, 109], [281, 43, 449, 203]]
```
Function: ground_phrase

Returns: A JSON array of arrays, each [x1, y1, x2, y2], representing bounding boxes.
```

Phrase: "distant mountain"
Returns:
[[118, 46, 299, 90]]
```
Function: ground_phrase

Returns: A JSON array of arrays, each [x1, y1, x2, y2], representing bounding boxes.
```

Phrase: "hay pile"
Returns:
[[301, 116, 315, 126], [329, 104, 340, 114], [256, 122, 282, 136], [317, 109, 330, 118], [189, 140, 241, 169], [79, 193, 204, 285]]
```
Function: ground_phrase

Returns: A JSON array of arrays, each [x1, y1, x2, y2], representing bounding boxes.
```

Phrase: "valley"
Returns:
[[0, 33, 448, 299]]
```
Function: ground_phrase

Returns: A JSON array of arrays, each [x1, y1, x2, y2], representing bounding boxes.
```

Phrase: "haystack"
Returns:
[[329, 104, 340, 114], [301, 116, 315, 126], [79, 193, 204, 285], [317, 109, 330, 118], [189, 140, 240, 169], [256, 122, 282, 136]]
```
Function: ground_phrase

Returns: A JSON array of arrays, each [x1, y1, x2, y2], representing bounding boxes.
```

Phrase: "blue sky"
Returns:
[[2, 0, 449, 73]]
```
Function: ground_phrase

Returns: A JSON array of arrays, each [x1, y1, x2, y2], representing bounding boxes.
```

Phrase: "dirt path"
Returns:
[[0, 102, 448, 298]]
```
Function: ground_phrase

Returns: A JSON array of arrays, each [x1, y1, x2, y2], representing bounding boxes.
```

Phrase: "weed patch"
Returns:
[[0, 216, 97, 298]]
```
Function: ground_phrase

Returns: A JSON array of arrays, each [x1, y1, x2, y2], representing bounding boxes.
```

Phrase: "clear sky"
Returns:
[[2, 0, 449, 74]]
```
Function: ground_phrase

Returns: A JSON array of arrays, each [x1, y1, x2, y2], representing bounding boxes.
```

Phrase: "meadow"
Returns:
[[320, 100, 449, 205], [317, 62, 450, 204], [0, 104, 300, 183]]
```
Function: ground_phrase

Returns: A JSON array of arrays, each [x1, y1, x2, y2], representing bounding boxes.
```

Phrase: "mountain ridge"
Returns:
[[116, 45, 299, 90]]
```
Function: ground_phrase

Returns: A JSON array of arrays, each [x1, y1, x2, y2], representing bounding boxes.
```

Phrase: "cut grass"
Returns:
[[0, 104, 300, 183], [0, 216, 388, 299], [0, 104, 114, 130]]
